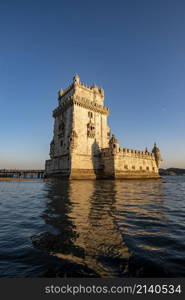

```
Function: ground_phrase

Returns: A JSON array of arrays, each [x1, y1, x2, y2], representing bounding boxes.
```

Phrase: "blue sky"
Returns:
[[0, 0, 185, 169]]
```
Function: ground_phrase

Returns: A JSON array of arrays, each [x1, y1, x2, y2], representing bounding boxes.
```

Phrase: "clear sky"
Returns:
[[0, 0, 185, 169]]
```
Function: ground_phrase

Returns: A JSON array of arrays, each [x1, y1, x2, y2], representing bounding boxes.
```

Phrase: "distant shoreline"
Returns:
[[159, 168, 185, 176]]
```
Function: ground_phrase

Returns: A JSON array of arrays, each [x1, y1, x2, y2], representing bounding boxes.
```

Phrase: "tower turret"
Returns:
[[73, 73, 80, 85], [109, 134, 119, 153], [152, 142, 162, 168]]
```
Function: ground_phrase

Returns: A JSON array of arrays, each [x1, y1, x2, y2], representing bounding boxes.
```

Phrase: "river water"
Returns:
[[0, 176, 185, 277]]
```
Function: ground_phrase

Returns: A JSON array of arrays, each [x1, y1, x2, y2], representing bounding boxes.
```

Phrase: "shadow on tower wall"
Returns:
[[91, 139, 105, 179]]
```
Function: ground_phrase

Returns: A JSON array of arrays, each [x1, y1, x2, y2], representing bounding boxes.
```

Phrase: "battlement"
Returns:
[[57, 74, 104, 106], [101, 147, 155, 159], [53, 75, 108, 117], [121, 148, 154, 157], [58, 80, 104, 97], [79, 82, 104, 95]]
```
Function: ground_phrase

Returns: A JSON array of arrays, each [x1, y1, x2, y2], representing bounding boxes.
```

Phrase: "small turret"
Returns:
[[58, 89, 64, 98], [99, 87, 104, 97], [152, 142, 162, 168], [73, 73, 80, 85], [109, 134, 119, 153], [58, 89, 63, 105], [92, 83, 98, 92]]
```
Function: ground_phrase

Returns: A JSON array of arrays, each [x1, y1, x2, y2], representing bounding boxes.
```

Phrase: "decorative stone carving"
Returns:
[[87, 120, 95, 138]]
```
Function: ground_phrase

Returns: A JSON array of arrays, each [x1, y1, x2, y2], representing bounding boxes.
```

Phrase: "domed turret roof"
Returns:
[[152, 142, 160, 153], [73, 73, 80, 84], [109, 134, 118, 144]]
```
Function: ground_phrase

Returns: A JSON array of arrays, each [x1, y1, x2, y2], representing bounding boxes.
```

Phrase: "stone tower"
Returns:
[[45, 75, 162, 179], [45, 74, 110, 178]]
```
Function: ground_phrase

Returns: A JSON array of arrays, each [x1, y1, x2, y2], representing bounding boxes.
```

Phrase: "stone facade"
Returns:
[[45, 75, 162, 179]]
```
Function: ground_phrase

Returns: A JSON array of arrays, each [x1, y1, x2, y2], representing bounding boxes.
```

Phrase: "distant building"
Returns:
[[45, 75, 162, 179]]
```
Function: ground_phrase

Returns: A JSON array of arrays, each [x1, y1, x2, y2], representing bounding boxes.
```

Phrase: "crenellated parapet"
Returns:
[[120, 148, 155, 159], [57, 74, 105, 107], [58, 84, 74, 99], [101, 146, 155, 159], [73, 74, 104, 95]]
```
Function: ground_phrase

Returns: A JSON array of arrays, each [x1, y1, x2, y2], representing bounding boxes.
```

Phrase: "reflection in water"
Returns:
[[31, 177, 185, 277], [35, 180, 130, 277], [68, 181, 130, 276]]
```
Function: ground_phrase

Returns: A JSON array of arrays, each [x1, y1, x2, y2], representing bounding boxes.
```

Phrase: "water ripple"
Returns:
[[0, 176, 185, 277]]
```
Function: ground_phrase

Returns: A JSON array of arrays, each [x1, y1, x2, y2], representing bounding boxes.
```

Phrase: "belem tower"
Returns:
[[45, 75, 162, 179]]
